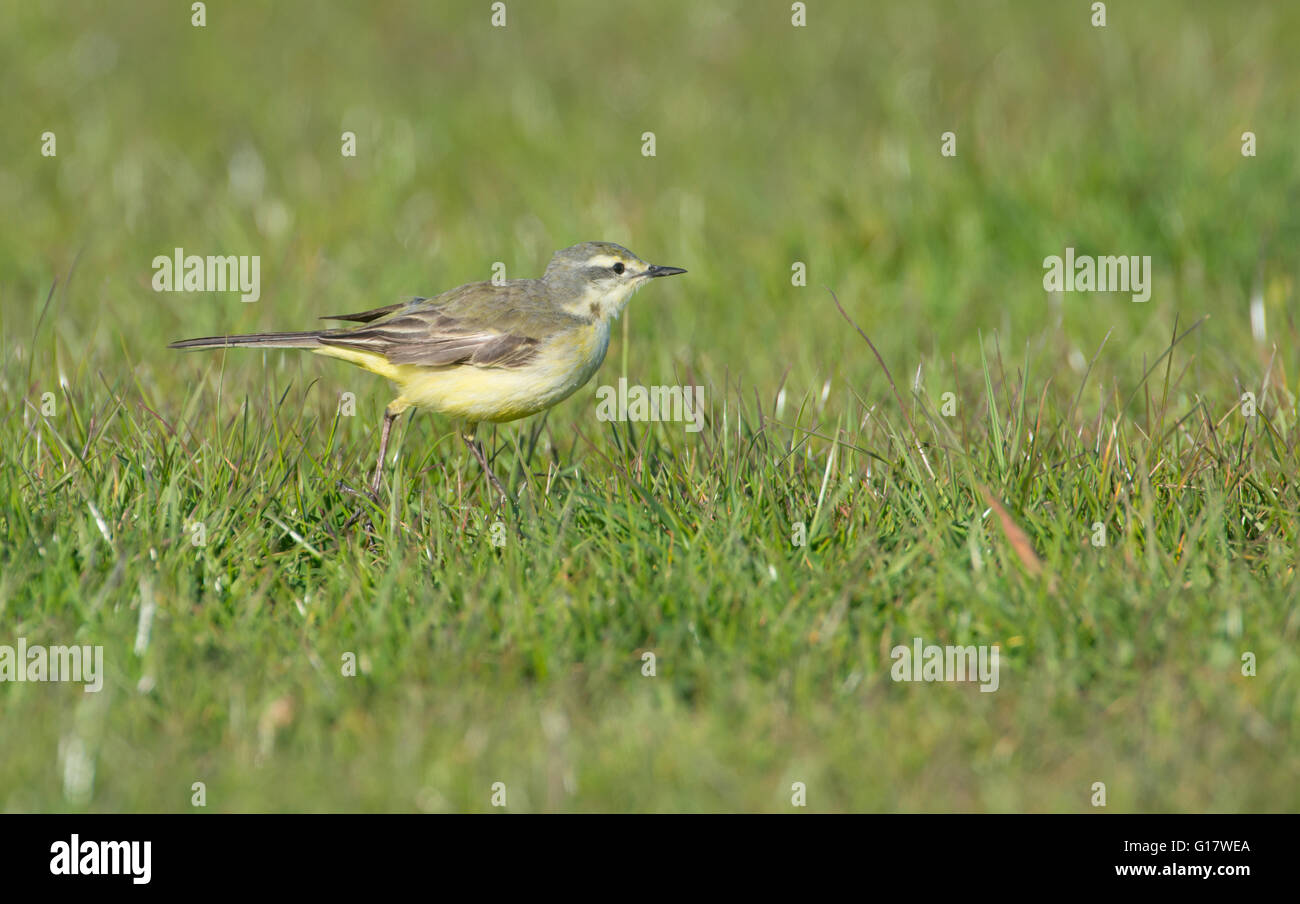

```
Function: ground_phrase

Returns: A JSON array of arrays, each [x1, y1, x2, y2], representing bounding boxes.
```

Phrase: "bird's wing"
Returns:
[[317, 281, 577, 369]]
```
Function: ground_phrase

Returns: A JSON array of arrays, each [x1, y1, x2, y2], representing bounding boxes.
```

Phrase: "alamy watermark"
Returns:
[[1043, 247, 1151, 303], [0, 637, 104, 692], [152, 247, 261, 302], [890, 637, 1000, 692], [595, 378, 704, 433], [50, 835, 150, 884]]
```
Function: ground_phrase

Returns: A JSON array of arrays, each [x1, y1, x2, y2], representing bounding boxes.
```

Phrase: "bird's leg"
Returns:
[[462, 424, 510, 503], [340, 401, 405, 531], [369, 405, 402, 498]]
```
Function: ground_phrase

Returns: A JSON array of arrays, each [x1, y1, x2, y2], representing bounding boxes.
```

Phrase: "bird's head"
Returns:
[[545, 242, 686, 322]]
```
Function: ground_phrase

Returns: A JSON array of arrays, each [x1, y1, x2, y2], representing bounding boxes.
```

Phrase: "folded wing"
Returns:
[[317, 282, 576, 369]]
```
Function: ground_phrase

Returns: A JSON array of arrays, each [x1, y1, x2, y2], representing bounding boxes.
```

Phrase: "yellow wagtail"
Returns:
[[169, 242, 686, 499]]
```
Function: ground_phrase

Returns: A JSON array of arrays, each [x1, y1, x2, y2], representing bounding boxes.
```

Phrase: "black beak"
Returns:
[[646, 264, 687, 278]]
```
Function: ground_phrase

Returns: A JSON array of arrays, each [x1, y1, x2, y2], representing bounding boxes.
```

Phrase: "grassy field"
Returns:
[[2, 1, 1299, 812]]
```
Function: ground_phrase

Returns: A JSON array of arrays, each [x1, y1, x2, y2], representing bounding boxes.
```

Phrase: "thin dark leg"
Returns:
[[463, 426, 509, 501], [341, 404, 403, 532], [370, 407, 400, 497]]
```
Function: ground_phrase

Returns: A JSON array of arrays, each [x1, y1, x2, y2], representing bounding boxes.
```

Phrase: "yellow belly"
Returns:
[[314, 322, 610, 423]]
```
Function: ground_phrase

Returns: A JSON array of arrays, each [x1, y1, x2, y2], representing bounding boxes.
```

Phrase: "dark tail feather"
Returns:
[[168, 331, 324, 351], [320, 300, 411, 323]]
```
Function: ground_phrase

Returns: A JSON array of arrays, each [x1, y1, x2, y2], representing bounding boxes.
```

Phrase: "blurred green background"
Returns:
[[5, 1, 1297, 389], [1, 1, 1298, 812]]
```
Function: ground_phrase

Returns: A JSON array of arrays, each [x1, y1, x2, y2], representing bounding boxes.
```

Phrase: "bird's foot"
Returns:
[[338, 479, 380, 533]]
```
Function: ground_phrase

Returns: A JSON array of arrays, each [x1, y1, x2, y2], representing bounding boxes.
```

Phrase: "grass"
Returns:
[[1, 0, 1299, 812]]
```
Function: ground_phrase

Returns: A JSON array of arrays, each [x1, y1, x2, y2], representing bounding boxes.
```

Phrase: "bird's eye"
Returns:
[[612, 262, 625, 275]]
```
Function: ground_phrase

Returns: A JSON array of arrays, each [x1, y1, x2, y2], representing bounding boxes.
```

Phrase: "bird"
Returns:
[[169, 242, 686, 504]]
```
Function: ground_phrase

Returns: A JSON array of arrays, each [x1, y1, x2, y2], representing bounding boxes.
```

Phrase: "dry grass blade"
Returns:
[[978, 483, 1043, 578]]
